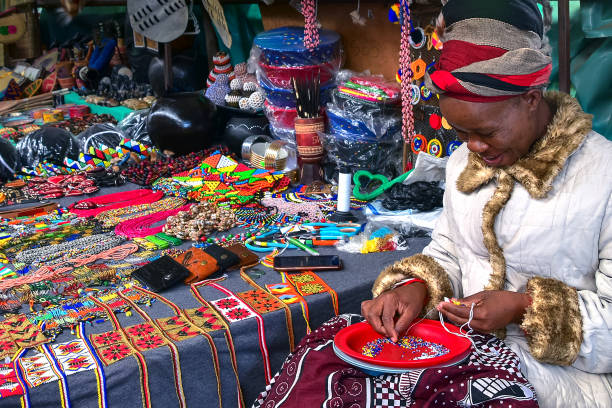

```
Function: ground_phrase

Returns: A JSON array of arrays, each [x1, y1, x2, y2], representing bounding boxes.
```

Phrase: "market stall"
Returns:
[[0, 0, 601, 407]]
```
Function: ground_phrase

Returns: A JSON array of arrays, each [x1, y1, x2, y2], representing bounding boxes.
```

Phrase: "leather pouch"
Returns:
[[132, 256, 190, 292], [202, 244, 240, 271], [225, 243, 259, 270], [175, 248, 220, 284]]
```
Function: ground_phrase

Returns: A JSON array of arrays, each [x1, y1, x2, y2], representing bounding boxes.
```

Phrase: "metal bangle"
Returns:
[[241, 135, 272, 161]]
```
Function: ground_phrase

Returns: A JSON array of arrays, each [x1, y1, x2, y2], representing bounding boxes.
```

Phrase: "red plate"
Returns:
[[334, 319, 471, 369]]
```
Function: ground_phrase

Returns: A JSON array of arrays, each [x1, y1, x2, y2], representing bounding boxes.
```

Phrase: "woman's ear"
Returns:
[[521, 89, 544, 113]]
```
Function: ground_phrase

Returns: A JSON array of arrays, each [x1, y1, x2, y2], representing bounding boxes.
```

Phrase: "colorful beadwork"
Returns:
[[361, 335, 450, 360], [283, 271, 338, 316]]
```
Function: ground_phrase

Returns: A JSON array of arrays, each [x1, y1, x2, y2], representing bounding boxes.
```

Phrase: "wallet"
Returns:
[[225, 243, 259, 270], [132, 256, 191, 292], [202, 244, 241, 271], [175, 248, 220, 284]]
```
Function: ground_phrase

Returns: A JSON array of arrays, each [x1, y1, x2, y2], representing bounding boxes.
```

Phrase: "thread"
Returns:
[[336, 172, 352, 212]]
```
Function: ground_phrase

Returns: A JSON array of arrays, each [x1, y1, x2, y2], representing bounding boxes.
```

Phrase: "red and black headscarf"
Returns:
[[425, 0, 552, 102]]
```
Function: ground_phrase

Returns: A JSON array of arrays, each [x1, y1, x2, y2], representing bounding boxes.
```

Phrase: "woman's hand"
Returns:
[[437, 290, 531, 332], [361, 282, 427, 342]]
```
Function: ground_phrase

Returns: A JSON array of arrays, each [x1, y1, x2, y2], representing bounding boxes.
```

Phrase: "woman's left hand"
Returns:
[[437, 290, 531, 333]]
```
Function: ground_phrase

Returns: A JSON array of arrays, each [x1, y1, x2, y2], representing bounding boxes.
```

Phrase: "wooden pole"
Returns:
[[558, 0, 571, 93]]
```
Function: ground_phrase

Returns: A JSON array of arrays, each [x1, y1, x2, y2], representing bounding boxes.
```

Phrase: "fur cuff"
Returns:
[[372, 254, 453, 312], [520, 277, 583, 366]]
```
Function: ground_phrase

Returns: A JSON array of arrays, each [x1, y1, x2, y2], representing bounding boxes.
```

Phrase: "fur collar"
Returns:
[[454, 92, 592, 291], [456, 91, 593, 198]]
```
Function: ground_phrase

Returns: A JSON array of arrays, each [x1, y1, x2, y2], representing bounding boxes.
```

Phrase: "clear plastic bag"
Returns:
[[335, 221, 411, 254], [249, 26, 344, 143], [319, 70, 404, 181], [117, 110, 153, 145], [364, 200, 442, 233]]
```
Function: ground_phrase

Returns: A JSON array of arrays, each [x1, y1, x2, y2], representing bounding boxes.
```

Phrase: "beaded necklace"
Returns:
[[1, 220, 106, 260], [69, 189, 164, 217], [114, 204, 193, 238], [96, 197, 186, 227], [15, 233, 122, 265]]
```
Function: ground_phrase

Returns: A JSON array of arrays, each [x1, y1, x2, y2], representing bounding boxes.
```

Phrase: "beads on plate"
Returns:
[[361, 335, 450, 359]]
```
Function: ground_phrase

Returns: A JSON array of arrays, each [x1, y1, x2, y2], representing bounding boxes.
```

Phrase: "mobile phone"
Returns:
[[273, 255, 342, 272]]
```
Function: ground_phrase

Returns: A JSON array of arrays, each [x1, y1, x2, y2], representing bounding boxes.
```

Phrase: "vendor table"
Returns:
[[0, 184, 430, 408]]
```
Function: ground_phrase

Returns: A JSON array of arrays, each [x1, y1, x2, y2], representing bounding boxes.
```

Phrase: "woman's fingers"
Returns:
[[362, 299, 388, 337], [438, 301, 471, 319], [393, 308, 417, 341], [381, 301, 399, 341], [439, 308, 469, 327]]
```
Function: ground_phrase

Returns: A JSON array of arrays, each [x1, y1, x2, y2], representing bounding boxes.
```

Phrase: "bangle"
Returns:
[[393, 278, 426, 289]]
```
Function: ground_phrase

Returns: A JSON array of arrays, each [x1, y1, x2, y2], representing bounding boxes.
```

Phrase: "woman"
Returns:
[[254, 1, 612, 407]]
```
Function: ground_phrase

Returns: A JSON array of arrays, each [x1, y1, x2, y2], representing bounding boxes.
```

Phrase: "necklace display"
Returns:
[[15, 233, 121, 265], [0, 237, 131, 291], [122, 147, 230, 186], [152, 151, 290, 205], [96, 197, 187, 227], [268, 191, 369, 214], [260, 195, 326, 222], [1, 219, 107, 261], [163, 202, 238, 241], [69, 189, 164, 217], [1, 211, 77, 237], [115, 204, 193, 238]]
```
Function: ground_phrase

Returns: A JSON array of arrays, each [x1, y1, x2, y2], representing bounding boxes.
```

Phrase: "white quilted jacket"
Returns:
[[423, 127, 612, 407]]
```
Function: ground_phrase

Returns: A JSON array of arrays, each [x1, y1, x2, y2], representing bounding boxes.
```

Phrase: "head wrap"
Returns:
[[425, 0, 552, 102]]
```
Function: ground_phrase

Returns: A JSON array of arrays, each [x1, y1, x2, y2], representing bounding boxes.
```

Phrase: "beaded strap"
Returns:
[[302, 0, 320, 51], [400, 0, 415, 168]]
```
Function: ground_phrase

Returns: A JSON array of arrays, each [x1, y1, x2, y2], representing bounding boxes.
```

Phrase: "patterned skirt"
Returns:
[[253, 315, 539, 408]]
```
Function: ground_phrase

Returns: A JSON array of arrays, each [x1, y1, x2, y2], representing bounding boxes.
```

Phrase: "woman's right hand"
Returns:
[[361, 282, 427, 342]]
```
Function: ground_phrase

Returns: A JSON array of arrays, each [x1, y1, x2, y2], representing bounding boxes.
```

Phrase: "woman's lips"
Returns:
[[482, 153, 503, 166]]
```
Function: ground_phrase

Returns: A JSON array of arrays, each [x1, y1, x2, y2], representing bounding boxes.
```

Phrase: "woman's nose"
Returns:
[[467, 136, 489, 153]]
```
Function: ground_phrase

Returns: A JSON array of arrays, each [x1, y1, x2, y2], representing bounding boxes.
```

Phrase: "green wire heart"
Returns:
[[352, 170, 413, 201]]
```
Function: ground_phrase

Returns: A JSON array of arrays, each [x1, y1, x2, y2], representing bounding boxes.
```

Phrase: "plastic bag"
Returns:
[[76, 123, 126, 154], [249, 26, 344, 143], [364, 200, 442, 233], [117, 110, 153, 145], [382, 181, 444, 212], [16, 127, 80, 169], [0, 137, 20, 181], [335, 221, 410, 254], [319, 70, 403, 180]]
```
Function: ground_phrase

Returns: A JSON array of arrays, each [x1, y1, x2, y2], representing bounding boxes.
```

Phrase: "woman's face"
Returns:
[[439, 92, 543, 167]]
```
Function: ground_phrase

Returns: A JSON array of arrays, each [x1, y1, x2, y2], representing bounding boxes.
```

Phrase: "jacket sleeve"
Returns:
[[521, 195, 612, 371], [371, 163, 463, 311]]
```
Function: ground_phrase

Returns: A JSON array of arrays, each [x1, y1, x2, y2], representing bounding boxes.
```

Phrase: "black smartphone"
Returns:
[[273, 255, 342, 272]]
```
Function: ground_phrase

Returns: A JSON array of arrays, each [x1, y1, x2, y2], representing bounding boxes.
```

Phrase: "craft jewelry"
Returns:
[[69, 189, 164, 217], [114, 204, 193, 238], [96, 197, 187, 227], [14, 233, 121, 265], [160, 202, 237, 241]]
